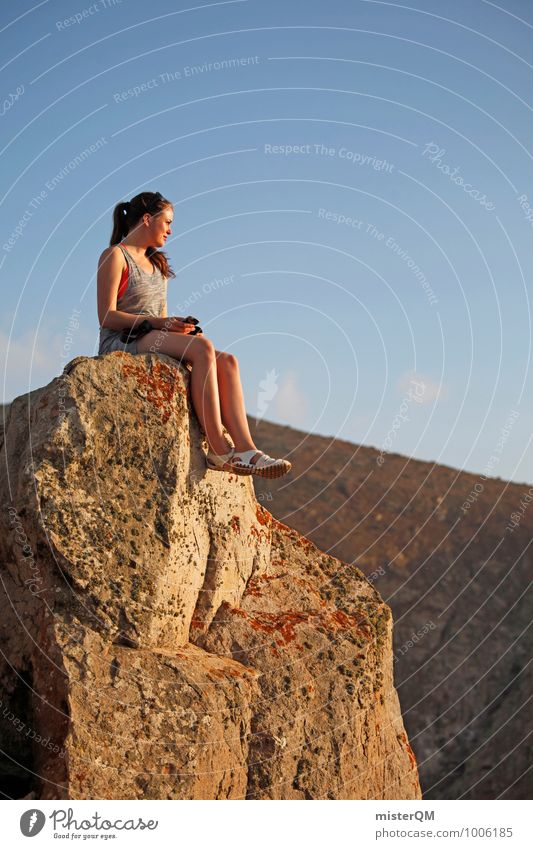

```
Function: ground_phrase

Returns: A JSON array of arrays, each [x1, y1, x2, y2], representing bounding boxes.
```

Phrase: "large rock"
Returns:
[[0, 352, 420, 800]]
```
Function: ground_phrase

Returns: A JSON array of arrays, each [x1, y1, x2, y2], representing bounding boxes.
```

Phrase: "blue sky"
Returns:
[[1, 0, 532, 484]]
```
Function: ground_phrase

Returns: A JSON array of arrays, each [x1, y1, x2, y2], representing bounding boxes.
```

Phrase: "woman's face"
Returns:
[[146, 204, 173, 248]]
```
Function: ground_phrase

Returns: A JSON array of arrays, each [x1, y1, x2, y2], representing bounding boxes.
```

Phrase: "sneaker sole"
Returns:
[[233, 462, 292, 479], [206, 460, 252, 475], [206, 459, 292, 478]]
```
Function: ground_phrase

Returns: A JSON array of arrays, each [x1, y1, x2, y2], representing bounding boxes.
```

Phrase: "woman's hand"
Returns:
[[160, 316, 197, 334]]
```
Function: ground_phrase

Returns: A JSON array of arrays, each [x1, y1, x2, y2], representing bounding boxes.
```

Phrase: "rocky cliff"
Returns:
[[0, 353, 420, 800]]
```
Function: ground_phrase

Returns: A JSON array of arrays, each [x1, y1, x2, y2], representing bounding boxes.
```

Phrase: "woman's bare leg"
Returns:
[[136, 331, 231, 455], [215, 351, 257, 452]]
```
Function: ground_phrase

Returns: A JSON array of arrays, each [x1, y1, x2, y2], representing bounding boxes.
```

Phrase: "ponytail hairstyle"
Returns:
[[109, 191, 175, 279]]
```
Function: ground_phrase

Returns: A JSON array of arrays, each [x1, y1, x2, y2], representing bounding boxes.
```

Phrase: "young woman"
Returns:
[[97, 190, 291, 478]]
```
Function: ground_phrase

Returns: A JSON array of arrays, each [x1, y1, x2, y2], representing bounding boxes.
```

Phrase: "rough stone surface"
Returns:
[[0, 352, 421, 800]]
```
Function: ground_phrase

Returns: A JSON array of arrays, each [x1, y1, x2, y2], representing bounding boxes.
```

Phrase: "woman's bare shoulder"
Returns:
[[98, 244, 125, 268], [98, 244, 122, 258]]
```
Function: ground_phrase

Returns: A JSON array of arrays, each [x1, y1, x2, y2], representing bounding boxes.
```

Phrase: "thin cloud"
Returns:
[[273, 370, 309, 427], [396, 370, 448, 404]]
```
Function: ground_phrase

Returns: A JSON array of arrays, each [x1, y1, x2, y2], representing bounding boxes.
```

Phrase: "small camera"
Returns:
[[184, 315, 203, 335]]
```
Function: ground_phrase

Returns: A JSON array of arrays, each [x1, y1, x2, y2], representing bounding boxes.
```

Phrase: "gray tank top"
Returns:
[[98, 243, 167, 354]]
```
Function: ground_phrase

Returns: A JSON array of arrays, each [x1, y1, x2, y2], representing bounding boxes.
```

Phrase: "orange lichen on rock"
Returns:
[[255, 505, 270, 526], [248, 523, 271, 545], [245, 574, 286, 597], [398, 731, 418, 769], [296, 536, 317, 553], [256, 505, 296, 538], [230, 515, 240, 533], [121, 357, 185, 422], [226, 603, 374, 646], [270, 515, 298, 537], [330, 608, 372, 636]]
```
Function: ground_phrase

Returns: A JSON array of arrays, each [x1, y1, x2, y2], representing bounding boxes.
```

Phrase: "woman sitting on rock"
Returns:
[[97, 190, 291, 479]]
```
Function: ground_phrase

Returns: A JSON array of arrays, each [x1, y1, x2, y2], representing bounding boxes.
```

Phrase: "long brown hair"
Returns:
[[109, 191, 176, 279]]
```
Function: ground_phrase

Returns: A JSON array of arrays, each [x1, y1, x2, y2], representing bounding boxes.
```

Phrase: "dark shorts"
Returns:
[[98, 336, 139, 355]]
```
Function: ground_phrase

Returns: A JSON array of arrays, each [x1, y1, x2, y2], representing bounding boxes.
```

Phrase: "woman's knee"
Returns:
[[193, 336, 216, 361], [216, 350, 238, 370]]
